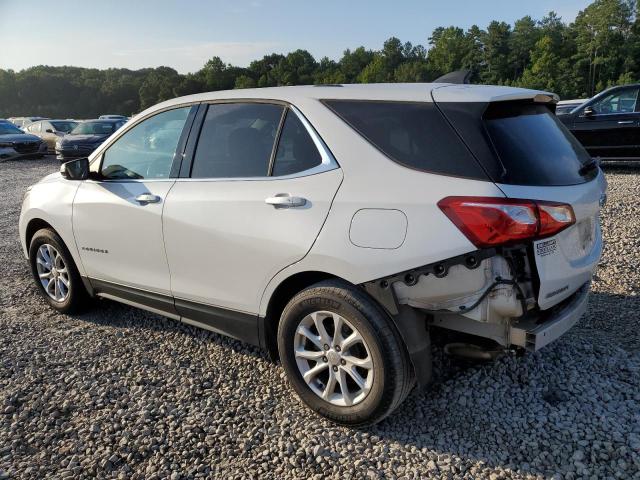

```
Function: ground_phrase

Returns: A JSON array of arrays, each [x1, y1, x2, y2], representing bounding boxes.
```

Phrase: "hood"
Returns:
[[62, 134, 108, 143], [38, 171, 63, 184], [0, 133, 42, 143]]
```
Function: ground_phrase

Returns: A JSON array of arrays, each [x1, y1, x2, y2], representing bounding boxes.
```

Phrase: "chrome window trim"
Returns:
[[87, 99, 340, 183], [88, 102, 200, 165], [578, 111, 640, 118], [180, 102, 339, 182]]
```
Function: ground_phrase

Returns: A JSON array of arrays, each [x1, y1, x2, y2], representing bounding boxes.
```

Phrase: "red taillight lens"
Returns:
[[537, 203, 576, 237], [438, 196, 575, 248]]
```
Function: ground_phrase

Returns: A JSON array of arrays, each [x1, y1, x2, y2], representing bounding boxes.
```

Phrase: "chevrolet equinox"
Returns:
[[19, 84, 606, 426]]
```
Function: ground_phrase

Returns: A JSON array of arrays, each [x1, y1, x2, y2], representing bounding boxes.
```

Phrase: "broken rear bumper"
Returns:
[[510, 282, 590, 351]]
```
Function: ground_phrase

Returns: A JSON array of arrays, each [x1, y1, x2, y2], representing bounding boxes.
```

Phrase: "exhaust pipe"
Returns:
[[444, 343, 503, 361]]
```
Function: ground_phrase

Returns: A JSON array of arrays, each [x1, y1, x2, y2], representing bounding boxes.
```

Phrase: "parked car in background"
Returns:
[[24, 119, 78, 153], [559, 84, 640, 160], [20, 84, 605, 426], [8, 117, 50, 128], [98, 114, 128, 121], [55, 119, 126, 162], [555, 99, 588, 115], [0, 121, 47, 161]]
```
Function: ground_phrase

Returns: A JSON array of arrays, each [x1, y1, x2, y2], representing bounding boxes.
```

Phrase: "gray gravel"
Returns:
[[1, 157, 639, 479]]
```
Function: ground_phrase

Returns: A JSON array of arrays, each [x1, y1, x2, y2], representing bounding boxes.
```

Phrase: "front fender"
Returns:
[[19, 179, 85, 276]]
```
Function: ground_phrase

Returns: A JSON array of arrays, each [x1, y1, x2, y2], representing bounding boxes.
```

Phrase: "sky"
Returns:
[[0, 0, 591, 74]]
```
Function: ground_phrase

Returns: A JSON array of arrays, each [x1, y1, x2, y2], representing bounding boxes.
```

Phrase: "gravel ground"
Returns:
[[1, 157, 639, 479]]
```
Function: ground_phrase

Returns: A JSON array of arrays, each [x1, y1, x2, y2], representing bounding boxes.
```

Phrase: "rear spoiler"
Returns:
[[432, 71, 558, 105]]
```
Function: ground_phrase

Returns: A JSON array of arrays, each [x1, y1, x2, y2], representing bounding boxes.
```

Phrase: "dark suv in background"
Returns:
[[559, 83, 640, 160], [55, 119, 126, 162]]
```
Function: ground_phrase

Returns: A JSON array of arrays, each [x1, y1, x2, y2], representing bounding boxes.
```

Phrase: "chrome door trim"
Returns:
[[174, 101, 340, 182]]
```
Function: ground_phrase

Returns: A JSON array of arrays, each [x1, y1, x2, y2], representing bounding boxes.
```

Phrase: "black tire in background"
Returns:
[[278, 279, 414, 427], [28, 228, 90, 314]]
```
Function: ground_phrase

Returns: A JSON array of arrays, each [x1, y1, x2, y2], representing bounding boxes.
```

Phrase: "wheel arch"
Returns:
[[260, 270, 340, 359], [23, 216, 89, 284], [25, 218, 56, 250], [260, 269, 432, 388]]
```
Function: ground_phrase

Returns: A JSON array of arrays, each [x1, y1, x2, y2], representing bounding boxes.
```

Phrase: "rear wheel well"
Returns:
[[262, 271, 338, 359], [25, 219, 55, 249]]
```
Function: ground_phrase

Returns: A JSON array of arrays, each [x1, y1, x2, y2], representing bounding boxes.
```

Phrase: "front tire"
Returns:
[[29, 228, 90, 314], [278, 280, 413, 427]]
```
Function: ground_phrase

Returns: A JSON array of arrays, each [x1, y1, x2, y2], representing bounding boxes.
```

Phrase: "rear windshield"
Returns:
[[323, 100, 488, 180], [483, 103, 595, 185]]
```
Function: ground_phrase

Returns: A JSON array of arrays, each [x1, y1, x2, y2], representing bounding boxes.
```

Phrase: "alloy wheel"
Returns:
[[36, 244, 70, 302], [293, 311, 374, 406]]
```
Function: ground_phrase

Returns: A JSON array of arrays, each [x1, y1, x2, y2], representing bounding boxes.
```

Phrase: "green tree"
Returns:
[[314, 57, 346, 84], [138, 67, 181, 110], [234, 75, 257, 89], [426, 26, 471, 77], [248, 53, 286, 87], [571, 0, 635, 95], [357, 55, 389, 83], [509, 16, 541, 80], [338, 47, 375, 82], [481, 21, 512, 84], [271, 50, 317, 85]]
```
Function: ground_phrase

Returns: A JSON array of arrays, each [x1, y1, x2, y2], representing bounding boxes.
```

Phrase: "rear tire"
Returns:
[[29, 228, 90, 314], [278, 280, 413, 426]]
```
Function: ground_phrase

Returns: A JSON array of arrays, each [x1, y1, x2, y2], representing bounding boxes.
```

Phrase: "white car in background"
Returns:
[[19, 84, 606, 426]]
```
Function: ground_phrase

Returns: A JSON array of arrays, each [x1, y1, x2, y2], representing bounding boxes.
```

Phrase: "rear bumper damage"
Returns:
[[510, 282, 589, 351], [362, 247, 593, 355]]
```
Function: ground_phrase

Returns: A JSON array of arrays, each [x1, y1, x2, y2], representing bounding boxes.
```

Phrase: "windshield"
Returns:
[[0, 123, 24, 135], [51, 121, 78, 133], [70, 121, 119, 135], [484, 103, 596, 185]]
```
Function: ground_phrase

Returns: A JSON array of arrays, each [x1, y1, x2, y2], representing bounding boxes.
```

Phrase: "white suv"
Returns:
[[19, 84, 606, 426]]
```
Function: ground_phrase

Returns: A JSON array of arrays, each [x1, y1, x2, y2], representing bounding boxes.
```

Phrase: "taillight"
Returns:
[[438, 196, 575, 248]]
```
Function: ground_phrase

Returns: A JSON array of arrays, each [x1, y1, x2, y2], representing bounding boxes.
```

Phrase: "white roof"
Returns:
[[144, 83, 557, 117]]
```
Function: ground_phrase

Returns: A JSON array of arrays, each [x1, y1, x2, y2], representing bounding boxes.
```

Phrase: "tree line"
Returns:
[[1, 0, 638, 118]]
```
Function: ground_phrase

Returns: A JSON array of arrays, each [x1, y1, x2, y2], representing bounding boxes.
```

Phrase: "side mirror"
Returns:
[[60, 157, 89, 180], [45, 129, 54, 133], [583, 106, 595, 117]]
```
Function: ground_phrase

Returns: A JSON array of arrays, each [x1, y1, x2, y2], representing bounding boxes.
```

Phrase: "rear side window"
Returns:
[[272, 111, 322, 176], [191, 103, 284, 178], [323, 100, 488, 180], [590, 87, 639, 114], [483, 103, 595, 185]]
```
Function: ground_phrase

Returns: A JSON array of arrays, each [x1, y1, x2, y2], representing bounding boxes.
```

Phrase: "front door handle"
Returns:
[[265, 193, 307, 208], [135, 193, 161, 204], [617, 120, 634, 124]]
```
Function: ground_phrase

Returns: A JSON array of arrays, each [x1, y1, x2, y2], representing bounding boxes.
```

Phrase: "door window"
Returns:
[[101, 107, 191, 180], [191, 103, 284, 178], [29, 122, 41, 133], [590, 88, 639, 114], [272, 111, 322, 176]]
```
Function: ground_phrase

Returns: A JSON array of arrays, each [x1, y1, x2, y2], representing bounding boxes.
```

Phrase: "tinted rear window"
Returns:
[[483, 103, 595, 185], [323, 100, 488, 180], [191, 103, 283, 178]]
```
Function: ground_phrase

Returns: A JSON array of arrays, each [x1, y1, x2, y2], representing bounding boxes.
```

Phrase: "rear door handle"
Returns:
[[265, 194, 307, 208], [135, 193, 161, 204], [617, 120, 634, 124]]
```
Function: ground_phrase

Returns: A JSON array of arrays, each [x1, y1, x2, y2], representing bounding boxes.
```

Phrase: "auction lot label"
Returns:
[[535, 238, 557, 257]]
